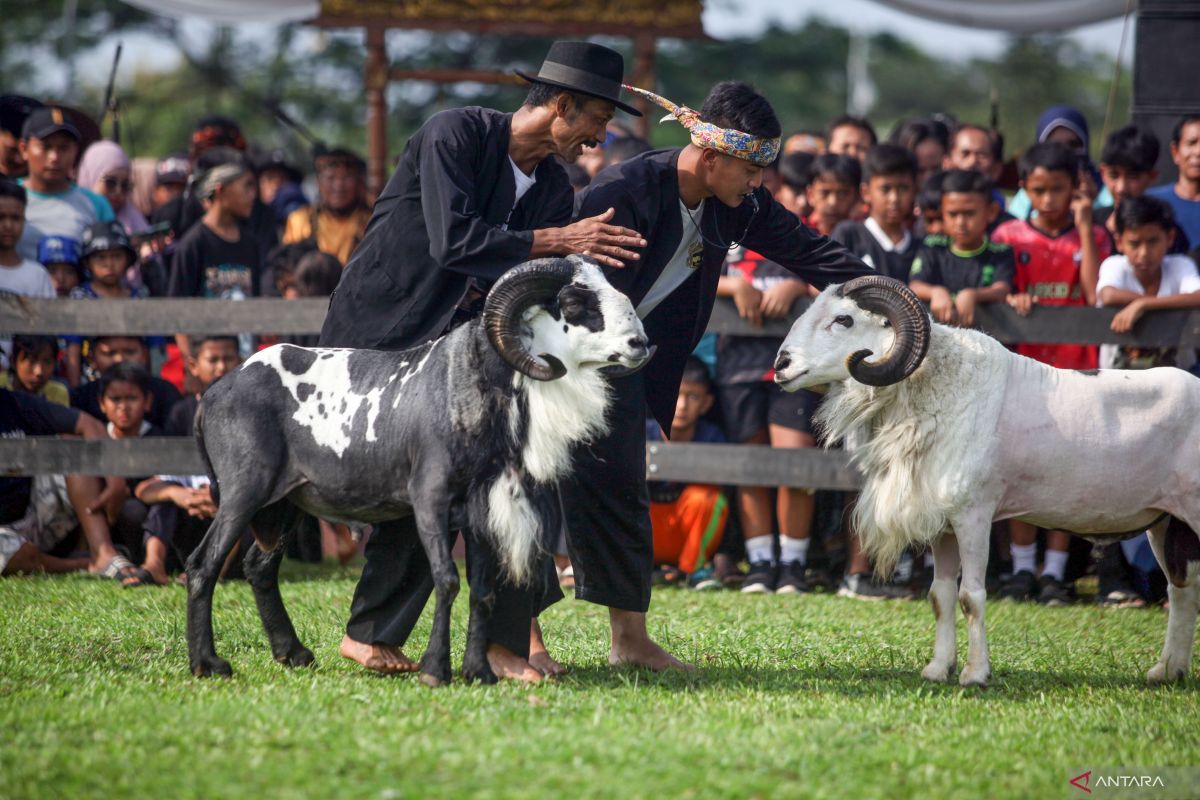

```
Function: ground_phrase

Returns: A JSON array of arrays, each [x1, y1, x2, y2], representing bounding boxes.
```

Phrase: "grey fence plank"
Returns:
[[6, 295, 1200, 346], [647, 442, 862, 490], [0, 296, 330, 335], [1, 437, 861, 489], [0, 438, 207, 477]]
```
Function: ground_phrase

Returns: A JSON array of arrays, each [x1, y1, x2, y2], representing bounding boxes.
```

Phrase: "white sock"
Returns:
[[924, 552, 934, 568], [780, 536, 810, 566], [745, 535, 775, 565], [1011, 542, 1037, 575], [1042, 548, 1068, 581]]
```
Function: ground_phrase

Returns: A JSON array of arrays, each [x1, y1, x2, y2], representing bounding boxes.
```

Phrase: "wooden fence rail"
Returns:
[[2, 296, 1196, 487]]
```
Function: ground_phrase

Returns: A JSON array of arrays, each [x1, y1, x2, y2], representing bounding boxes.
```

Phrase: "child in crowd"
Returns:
[[803, 154, 861, 236], [136, 335, 240, 579], [64, 221, 150, 387], [646, 358, 728, 589], [1147, 115, 1200, 249], [832, 144, 920, 282], [1096, 125, 1189, 253], [826, 115, 877, 162], [716, 237, 818, 594], [773, 152, 815, 221], [916, 170, 946, 238], [910, 169, 1014, 327], [70, 335, 180, 429], [0, 179, 53, 299], [995, 141, 1112, 606], [169, 155, 263, 363], [36, 234, 83, 297], [0, 335, 68, 406], [1098, 196, 1200, 363]]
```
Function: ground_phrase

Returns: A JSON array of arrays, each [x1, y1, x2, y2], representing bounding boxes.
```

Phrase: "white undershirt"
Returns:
[[637, 200, 705, 319], [502, 158, 537, 231], [864, 216, 912, 253]]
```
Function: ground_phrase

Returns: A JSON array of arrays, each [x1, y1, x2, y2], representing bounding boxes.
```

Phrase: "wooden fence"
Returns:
[[4, 294, 1198, 488]]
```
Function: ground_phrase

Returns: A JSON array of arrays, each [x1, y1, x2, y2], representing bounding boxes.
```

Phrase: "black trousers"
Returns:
[[343, 370, 654, 656]]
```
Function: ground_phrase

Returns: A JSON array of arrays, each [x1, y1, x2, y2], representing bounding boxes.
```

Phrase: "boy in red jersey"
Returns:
[[993, 141, 1112, 605]]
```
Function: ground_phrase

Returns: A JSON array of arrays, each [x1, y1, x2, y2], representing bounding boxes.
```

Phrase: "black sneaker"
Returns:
[[1037, 575, 1072, 606], [999, 570, 1037, 601], [836, 572, 908, 600], [776, 561, 809, 594], [741, 560, 777, 594]]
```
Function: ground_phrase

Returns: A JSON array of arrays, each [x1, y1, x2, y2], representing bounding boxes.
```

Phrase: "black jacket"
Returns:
[[319, 107, 574, 350], [575, 148, 874, 433]]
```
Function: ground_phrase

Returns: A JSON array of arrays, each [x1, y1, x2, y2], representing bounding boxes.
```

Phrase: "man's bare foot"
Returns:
[[141, 563, 170, 586], [487, 643, 543, 683], [339, 635, 418, 674], [528, 618, 567, 677], [608, 609, 695, 671]]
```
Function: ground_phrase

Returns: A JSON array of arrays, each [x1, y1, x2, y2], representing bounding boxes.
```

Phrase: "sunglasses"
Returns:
[[102, 176, 133, 192]]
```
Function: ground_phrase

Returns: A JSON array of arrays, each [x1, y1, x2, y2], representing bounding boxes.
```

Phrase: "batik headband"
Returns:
[[622, 84, 781, 167]]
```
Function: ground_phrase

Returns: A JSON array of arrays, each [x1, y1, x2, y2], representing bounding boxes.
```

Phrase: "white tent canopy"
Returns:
[[119, 0, 1127, 31]]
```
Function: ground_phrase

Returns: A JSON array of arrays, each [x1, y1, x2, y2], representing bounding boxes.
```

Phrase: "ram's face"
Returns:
[[526, 260, 650, 372], [774, 286, 893, 390]]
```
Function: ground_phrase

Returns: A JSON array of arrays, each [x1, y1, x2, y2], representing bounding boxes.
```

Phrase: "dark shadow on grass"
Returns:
[[554, 663, 1194, 697]]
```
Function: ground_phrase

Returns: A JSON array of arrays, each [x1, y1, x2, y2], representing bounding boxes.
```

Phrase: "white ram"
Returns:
[[773, 275, 1200, 687]]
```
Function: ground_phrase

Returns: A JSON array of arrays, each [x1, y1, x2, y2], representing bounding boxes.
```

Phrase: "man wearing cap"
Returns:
[[15, 107, 114, 262], [153, 154, 190, 212], [321, 41, 652, 681], [282, 148, 371, 265]]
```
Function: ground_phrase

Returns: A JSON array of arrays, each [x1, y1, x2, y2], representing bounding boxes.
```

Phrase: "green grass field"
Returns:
[[1, 563, 1196, 800]]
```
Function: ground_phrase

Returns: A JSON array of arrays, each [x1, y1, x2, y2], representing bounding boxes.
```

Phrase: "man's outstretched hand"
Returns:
[[534, 208, 647, 269]]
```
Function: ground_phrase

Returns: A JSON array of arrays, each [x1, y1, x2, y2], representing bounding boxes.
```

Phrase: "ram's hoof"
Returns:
[[191, 655, 233, 678], [921, 661, 954, 683], [419, 671, 448, 688], [1147, 660, 1186, 686], [275, 646, 316, 668], [958, 667, 990, 688], [462, 663, 499, 685]]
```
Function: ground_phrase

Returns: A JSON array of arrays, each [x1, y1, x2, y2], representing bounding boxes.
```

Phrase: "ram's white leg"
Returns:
[[1146, 518, 1199, 685], [922, 533, 960, 683], [954, 511, 992, 688]]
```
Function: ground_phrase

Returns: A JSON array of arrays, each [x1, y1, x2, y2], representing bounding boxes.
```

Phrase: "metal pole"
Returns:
[[364, 26, 388, 201]]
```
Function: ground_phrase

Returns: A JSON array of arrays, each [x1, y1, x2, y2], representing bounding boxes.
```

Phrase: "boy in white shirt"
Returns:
[[1097, 195, 1200, 369]]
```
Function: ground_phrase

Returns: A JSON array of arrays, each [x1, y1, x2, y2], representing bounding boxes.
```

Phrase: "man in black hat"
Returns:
[[16, 107, 114, 261], [321, 41, 650, 680]]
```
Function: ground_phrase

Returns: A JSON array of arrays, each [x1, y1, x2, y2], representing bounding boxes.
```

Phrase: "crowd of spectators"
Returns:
[[2, 90, 1199, 613]]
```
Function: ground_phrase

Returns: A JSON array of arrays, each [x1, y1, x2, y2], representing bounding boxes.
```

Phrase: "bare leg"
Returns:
[[608, 609, 694, 671], [770, 425, 815, 545], [339, 636, 418, 673], [486, 643, 543, 683], [922, 533, 960, 683], [67, 475, 138, 584], [527, 618, 566, 677], [2, 541, 89, 575], [142, 536, 170, 585]]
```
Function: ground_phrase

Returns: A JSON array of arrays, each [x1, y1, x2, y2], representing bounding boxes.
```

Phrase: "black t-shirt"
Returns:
[[166, 394, 199, 437], [909, 235, 1016, 293], [70, 376, 181, 430], [0, 388, 81, 524], [168, 222, 263, 300], [716, 250, 800, 386], [153, 193, 278, 267], [831, 220, 919, 283]]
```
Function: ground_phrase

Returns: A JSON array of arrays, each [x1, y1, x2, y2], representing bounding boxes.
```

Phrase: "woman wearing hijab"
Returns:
[[77, 140, 150, 236]]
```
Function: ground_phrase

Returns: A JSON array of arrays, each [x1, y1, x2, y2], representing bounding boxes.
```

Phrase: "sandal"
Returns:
[[93, 554, 145, 587], [557, 564, 575, 588]]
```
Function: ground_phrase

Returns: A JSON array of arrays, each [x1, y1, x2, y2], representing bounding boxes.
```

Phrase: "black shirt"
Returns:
[[320, 107, 574, 350], [153, 193, 278, 268], [717, 250, 800, 385], [169, 223, 263, 300], [0, 388, 81, 524], [70, 376, 181, 430], [909, 235, 1016, 293], [166, 394, 198, 437], [831, 220, 919, 282]]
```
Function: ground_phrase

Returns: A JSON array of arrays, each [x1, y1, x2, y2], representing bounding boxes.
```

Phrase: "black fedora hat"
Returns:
[[516, 41, 642, 117]]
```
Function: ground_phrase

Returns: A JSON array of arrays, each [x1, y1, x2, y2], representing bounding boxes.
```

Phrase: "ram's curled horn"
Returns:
[[484, 259, 575, 381], [837, 275, 931, 386]]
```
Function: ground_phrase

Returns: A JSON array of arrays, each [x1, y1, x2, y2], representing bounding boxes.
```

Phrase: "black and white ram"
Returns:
[[186, 256, 652, 685], [774, 275, 1200, 687]]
